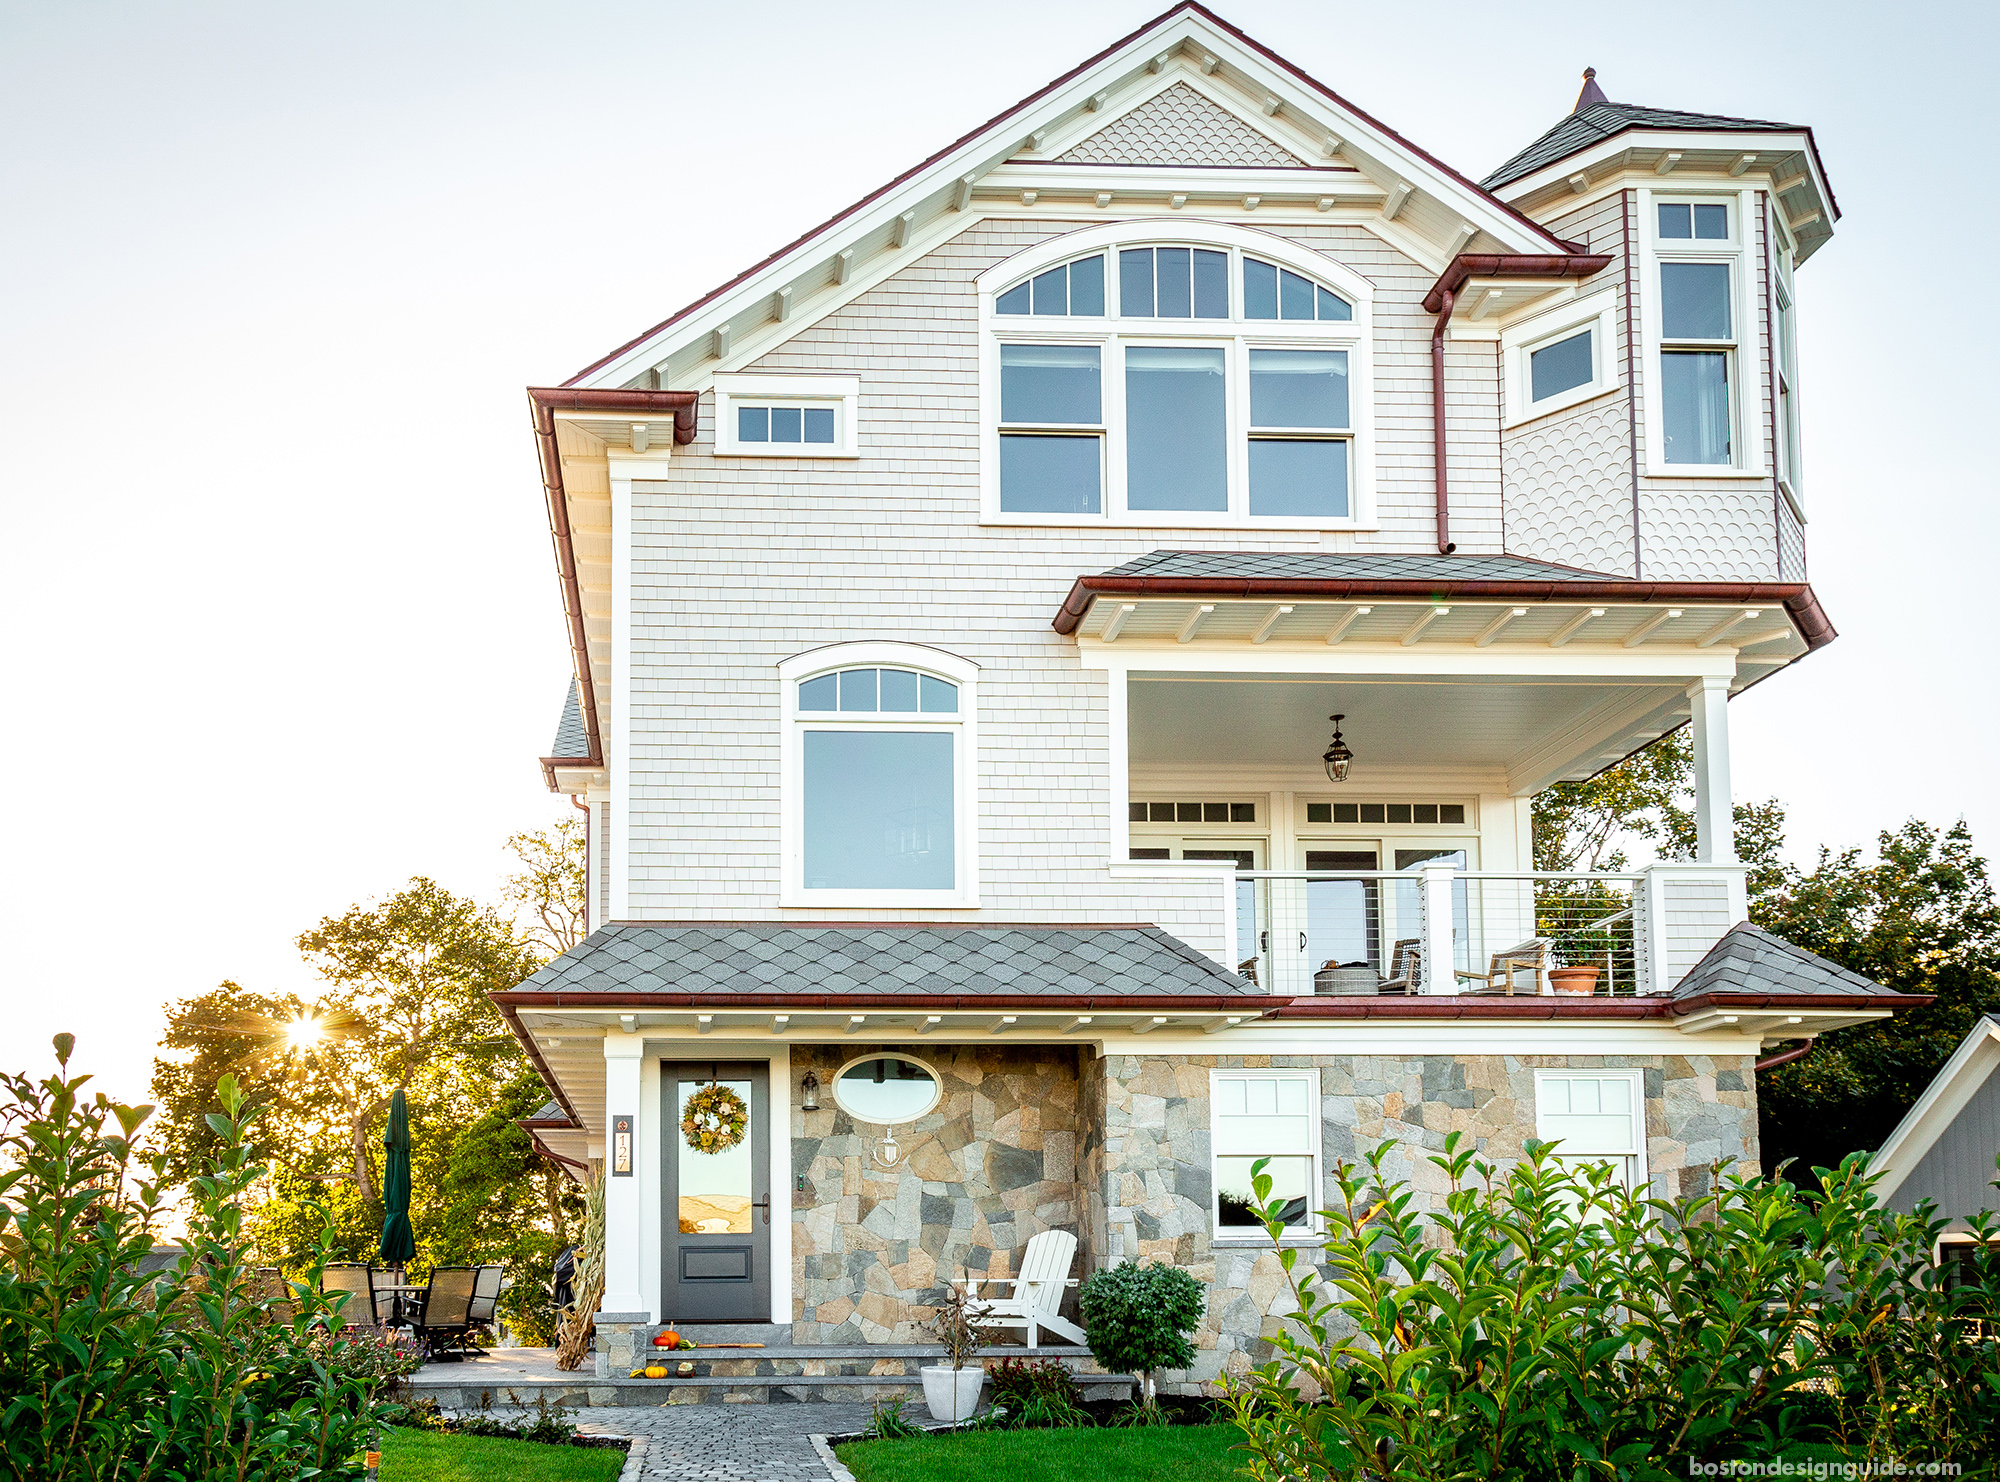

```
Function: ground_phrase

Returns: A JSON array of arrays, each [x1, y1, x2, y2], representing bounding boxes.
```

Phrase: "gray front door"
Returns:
[[661, 1062, 771, 1322]]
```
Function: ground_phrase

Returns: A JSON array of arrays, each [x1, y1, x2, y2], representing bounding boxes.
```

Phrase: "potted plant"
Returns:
[[1548, 947, 1601, 996], [920, 1279, 993, 1423]]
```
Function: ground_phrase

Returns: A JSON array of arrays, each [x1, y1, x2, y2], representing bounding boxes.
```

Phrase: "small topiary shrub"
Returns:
[[1078, 1260, 1205, 1409]]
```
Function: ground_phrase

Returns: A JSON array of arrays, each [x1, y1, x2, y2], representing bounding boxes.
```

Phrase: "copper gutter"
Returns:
[[1053, 569, 1837, 649], [1430, 284, 1457, 554], [1754, 1039, 1816, 1073], [527, 386, 698, 782], [497, 1000, 585, 1126], [1272, 990, 1928, 1021], [521, 1127, 590, 1173]]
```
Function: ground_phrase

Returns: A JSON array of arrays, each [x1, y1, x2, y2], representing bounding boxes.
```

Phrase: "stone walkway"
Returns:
[[496, 1401, 887, 1481]]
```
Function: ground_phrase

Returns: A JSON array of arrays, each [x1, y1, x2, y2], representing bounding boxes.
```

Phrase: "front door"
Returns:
[[661, 1062, 770, 1323]]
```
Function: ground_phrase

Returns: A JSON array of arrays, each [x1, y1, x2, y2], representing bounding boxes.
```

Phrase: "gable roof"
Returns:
[[1483, 100, 1803, 192], [497, 921, 1262, 1004], [1672, 922, 1906, 1002], [1871, 1014, 2000, 1206], [563, 1, 1574, 392]]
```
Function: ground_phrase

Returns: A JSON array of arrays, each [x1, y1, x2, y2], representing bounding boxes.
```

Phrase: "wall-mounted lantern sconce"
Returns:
[[799, 1070, 821, 1112]]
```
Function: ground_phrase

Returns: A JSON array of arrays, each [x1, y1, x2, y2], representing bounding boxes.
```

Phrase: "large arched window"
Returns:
[[977, 222, 1374, 531], [777, 643, 979, 908]]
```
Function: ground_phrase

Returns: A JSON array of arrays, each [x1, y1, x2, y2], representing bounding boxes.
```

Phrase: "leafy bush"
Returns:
[[863, 1396, 927, 1440], [986, 1356, 1087, 1428], [394, 1391, 584, 1445], [1223, 1133, 2000, 1479], [0, 1035, 406, 1482], [1078, 1261, 1205, 1409]]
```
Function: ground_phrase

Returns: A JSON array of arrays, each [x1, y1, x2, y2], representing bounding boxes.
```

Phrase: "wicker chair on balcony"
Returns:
[[1375, 939, 1422, 995]]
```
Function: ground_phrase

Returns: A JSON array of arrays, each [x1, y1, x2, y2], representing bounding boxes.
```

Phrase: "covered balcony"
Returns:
[[1062, 551, 1837, 1010]]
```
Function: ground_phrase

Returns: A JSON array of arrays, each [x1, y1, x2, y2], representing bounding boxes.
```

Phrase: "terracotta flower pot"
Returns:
[[1549, 965, 1601, 996]]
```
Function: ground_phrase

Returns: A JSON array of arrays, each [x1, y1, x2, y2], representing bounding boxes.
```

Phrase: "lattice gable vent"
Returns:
[[1055, 81, 1307, 168]]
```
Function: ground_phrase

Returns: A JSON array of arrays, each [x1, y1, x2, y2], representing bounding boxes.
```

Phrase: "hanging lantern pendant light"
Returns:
[[1323, 714, 1354, 783]]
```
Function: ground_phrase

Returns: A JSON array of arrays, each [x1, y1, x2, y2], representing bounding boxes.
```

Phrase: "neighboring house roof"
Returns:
[[1671, 922, 1903, 1002], [522, 1098, 574, 1127], [1482, 100, 1804, 192], [497, 922, 1262, 1004], [1052, 550, 1836, 648], [551, 680, 591, 760], [1871, 1014, 2000, 1214]]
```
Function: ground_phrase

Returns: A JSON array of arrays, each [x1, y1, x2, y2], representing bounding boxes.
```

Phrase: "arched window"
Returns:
[[778, 644, 979, 907], [979, 222, 1373, 531]]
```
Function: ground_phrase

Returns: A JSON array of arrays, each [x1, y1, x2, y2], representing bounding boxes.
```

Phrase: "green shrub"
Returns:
[[1223, 1133, 2000, 1479], [1078, 1260, 1205, 1409], [0, 1035, 406, 1482], [985, 1356, 1087, 1428]]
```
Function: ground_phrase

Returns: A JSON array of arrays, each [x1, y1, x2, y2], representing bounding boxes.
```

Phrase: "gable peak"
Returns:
[[1573, 67, 1608, 113]]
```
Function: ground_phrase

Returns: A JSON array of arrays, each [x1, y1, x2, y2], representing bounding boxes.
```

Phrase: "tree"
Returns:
[[504, 814, 588, 955], [1754, 819, 2000, 1176]]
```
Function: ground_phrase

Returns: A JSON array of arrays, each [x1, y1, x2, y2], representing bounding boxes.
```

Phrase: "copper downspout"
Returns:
[[1431, 285, 1457, 554], [1754, 1039, 1816, 1073], [1422, 252, 1612, 559]]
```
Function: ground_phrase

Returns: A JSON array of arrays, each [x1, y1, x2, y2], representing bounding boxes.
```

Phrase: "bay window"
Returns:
[[780, 645, 978, 907], [979, 225, 1373, 527], [1647, 194, 1750, 471]]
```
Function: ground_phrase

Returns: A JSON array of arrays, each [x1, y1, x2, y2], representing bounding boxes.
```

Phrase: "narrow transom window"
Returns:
[[1657, 201, 1729, 240], [1529, 329, 1594, 404], [995, 253, 1106, 317], [1243, 257, 1351, 321], [1119, 246, 1229, 318], [737, 404, 836, 446]]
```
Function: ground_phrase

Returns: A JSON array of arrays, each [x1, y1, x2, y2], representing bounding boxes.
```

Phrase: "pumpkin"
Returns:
[[652, 1333, 673, 1348], [643, 1365, 668, 1378]]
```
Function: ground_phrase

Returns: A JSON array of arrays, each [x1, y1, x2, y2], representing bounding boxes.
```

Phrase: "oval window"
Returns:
[[833, 1055, 941, 1125]]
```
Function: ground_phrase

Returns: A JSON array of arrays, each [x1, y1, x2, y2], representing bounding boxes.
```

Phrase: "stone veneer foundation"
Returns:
[[789, 1043, 1084, 1343], [1081, 1051, 1760, 1392]]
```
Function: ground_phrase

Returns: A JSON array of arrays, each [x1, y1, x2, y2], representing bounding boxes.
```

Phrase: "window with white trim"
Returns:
[[1775, 263, 1803, 504], [980, 225, 1374, 529], [779, 644, 978, 907], [1650, 197, 1743, 468], [714, 374, 860, 458], [1212, 1069, 1320, 1239], [1502, 290, 1618, 426], [1534, 1070, 1646, 1189]]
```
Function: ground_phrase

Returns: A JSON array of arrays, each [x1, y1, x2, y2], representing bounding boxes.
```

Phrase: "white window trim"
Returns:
[[1637, 187, 1764, 478], [714, 373, 861, 458], [830, 1052, 944, 1125], [1502, 287, 1621, 427], [1773, 263, 1805, 517], [777, 641, 979, 909], [1532, 1069, 1649, 1190], [1210, 1066, 1322, 1245], [975, 220, 1377, 530]]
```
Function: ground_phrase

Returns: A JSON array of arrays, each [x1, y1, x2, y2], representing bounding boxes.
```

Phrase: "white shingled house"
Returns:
[[493, 2, 1921, 1401]]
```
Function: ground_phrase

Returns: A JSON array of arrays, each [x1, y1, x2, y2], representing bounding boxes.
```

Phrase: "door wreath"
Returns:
[[681, 1082, 748, 1155]]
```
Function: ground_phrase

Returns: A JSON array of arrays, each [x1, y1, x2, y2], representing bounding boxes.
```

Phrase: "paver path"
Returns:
[[502, 1402, 884, 1481]]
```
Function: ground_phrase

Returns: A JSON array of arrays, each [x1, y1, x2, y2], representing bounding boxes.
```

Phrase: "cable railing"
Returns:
[[1228, 870, 1645, 998]]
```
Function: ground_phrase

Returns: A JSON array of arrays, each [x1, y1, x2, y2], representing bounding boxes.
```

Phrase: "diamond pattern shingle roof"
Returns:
[[523, 1099, 573, 1125], [1098, 550, 1621, 582], [550, 679, 592, 760], [510, 923, 1260, 999], [1482, 100, 1801, 192], [1672, 923, 1897, 1001], [1053, 81, 1306, 168]]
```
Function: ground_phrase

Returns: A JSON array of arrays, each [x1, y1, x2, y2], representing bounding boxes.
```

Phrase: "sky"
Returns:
[[4, 0, 1995, 1107]]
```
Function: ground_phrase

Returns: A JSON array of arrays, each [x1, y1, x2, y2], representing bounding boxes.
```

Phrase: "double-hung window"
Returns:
[[1534, 1070, 1646, 1190], [1775, 256, 1803, 505], [1649, 196, 1744, 468], [982, 227, 1372, 528], [1212, 1069, 1320, 1239], [780, 645, 978, 907]]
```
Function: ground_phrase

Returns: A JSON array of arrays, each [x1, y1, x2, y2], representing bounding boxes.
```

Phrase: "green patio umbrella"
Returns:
[[379, 1087, 416, 1267]]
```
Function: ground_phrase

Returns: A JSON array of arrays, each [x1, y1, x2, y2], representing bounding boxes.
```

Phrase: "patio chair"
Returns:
[[1375, 939, 1422, 995], [320, 1263, 380, 1327], [954, 1229, 1086, 1348], [1457, 938, 1552, 996], [464, 1264, 505, 1351], [369, 1266, 407, 1327], [407, 1265, 479, 1360]]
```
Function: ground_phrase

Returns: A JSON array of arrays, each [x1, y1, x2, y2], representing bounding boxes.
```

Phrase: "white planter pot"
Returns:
[[919, 1364, 984, 1423]]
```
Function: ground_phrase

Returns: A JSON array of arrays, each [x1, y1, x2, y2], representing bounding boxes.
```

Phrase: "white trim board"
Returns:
[[1871, 1017, 2000, 1204]]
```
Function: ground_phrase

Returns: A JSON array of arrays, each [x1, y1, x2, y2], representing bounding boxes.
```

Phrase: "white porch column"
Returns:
[[600, 1030, 647, 1315], [1419, 862, 1457, 994], [1687, 676, 1735, 864]]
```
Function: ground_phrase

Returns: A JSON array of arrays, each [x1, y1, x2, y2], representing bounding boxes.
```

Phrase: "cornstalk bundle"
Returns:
[[553, 1170, 606, 1371]]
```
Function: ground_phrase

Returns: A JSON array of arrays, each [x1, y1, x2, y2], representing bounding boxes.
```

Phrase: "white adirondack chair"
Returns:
[[955, 1229, 1086, 1347]]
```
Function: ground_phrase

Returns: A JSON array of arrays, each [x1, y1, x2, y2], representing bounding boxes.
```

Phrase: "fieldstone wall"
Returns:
[[1091, 1051, 1760, 1392], [790, 1044, 1083, 1343]]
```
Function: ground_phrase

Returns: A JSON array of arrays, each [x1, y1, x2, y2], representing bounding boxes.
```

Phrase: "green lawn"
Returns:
[[837, 1424, 1246, 1482], [377, 1425, 626, 1481]]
